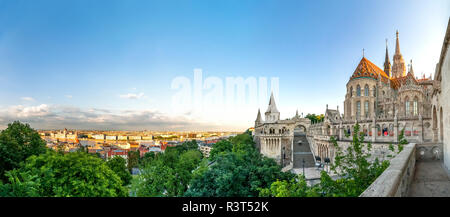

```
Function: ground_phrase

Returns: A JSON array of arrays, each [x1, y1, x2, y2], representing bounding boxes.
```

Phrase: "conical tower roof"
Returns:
[[255, 109, 262, 123], [266, 92, 279, 113]]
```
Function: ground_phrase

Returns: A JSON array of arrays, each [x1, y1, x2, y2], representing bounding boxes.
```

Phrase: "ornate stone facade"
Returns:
[[254, 31, 442, 169]]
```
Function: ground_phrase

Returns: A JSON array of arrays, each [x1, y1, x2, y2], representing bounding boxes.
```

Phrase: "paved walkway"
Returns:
[[408, 161, 450, 197]]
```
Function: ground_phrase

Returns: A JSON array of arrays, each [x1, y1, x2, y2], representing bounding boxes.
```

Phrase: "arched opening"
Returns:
[[413, 97, 418, 116], [294, 125, 307, 136], [364, 84, 369, 96], [405, 96, 410, 116], [356, 85, 361, 96]]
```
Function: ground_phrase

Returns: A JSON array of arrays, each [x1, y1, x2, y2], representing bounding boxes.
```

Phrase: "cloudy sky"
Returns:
[[0, 0, 449, 131]]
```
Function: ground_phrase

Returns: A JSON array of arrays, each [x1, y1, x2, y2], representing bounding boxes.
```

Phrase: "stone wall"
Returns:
[[360, 143, 416, 197]]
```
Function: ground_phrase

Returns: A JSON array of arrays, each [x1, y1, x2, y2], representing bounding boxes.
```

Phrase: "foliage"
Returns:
[[305, 113, 324, 123], [185, 132, 294, 197], [259, 175, 319, 197], [1, 150, 127, 197], [127, 150, 140, 172], [260, 123, 395, 197], [209, 140, 233, 160], [107, 156, 132, 186], [130, 140, 203, 197], [317, 123, 390, 197], [0, 121, 47, 181]]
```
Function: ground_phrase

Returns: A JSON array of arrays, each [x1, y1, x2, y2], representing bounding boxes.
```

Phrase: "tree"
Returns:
[[317, 123, 390, 197], [0, 121, 47, 181], [185, 132, 294, 197], [127, 150, 140, 172], [107, 156, 132, 186], [131, 140, 203, 197], [259, 175, 319, 197], [130, 160, 177, 197], [1, 150, 127, 197], [305, 113, 324, 123], [209, 140, 233, 160]]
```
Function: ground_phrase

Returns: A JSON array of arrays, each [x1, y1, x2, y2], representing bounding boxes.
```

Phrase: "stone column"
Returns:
[[372, 116, 376, 143], [339, 121, 343, 140], [394, 113, 398, 143], [418, 114, 423, 143]]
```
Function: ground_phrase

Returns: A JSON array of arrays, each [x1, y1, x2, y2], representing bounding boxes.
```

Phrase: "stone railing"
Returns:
[[359, 143, 416, 197]]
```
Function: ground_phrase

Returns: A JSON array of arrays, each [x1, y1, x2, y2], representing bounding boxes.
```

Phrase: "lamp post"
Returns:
[[302, 158, 305, 175]]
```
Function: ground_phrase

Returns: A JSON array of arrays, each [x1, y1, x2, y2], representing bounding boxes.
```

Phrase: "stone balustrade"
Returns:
[[360, 143, 416, 197]]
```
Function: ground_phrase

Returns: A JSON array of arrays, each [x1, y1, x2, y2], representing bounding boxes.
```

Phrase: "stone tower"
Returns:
[[384, 39, 391, 77], [265, 92, 280, 123], [391, 31, 406, 78]]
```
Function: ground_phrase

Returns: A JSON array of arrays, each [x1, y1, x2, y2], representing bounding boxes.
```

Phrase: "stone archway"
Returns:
[[294, 124, 307, 136]]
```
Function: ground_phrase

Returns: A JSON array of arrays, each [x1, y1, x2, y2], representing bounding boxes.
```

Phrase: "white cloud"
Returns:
[[119, 92, 145, 99], [0, 104, 243, 131], [21, 97, 34, 101]]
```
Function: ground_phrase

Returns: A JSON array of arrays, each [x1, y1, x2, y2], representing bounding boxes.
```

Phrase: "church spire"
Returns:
[[395, 30, 401, 55], [391, 30, 406, 78], [409, 59, 415, 77], [384, 39, 391, 77]]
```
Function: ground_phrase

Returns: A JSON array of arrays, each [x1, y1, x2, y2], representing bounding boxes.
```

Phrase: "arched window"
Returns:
[[356, 85, 361, 96], [364, 85, 369, 96], [350, 86, 353, 97], [356, 101, 361, 118], [405, 97, 410, 116], [413, 97, 418, 116], [364, 101, 369, 117]]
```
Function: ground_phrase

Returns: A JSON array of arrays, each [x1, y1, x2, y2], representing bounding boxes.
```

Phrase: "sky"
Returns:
[[0, 0, 449, 131]]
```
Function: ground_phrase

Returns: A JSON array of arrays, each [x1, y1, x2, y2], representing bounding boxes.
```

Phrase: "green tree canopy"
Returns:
[[1, 150, 127, 197], [0, 121, 47, 181], [130, 140, 203, 197], [185, 132, 294, 197], [107, 156, 132, 186]]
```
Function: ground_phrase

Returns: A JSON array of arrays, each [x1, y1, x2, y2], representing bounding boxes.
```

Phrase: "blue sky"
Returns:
[[0, 0, 449, 131]]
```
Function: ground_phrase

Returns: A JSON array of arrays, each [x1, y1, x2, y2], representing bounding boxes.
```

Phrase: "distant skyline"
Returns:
[[0, 0, 449, 131]]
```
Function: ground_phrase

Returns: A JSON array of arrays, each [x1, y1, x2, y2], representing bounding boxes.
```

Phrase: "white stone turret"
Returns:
[[265, 92, 280, 123]]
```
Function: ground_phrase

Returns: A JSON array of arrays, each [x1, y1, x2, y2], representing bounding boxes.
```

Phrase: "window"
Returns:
[[364, 101, 369, 117], [405, 101, 410, 115], [364, 85, 369, 96], [413, 99, 418, 115], [356, 101, 361, 118], [350, 87, 353, 97], [356, 85, 361, 96]]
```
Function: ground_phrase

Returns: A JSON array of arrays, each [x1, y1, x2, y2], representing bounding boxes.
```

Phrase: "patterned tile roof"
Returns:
[[350, 57, 390, 81]]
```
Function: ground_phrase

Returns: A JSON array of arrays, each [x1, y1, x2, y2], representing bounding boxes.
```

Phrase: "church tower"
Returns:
[[265, 92, 280, 123], [384, 39, 391, 77], [391, 31, 406, 78]]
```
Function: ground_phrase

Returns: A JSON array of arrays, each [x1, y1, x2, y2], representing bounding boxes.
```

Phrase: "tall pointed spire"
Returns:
[[255, 108, 262, 124], [395, 30, 401, 55], [391, 30, 406, 78], [384, 38, 391, 77], [409, 59, 415, 77]]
